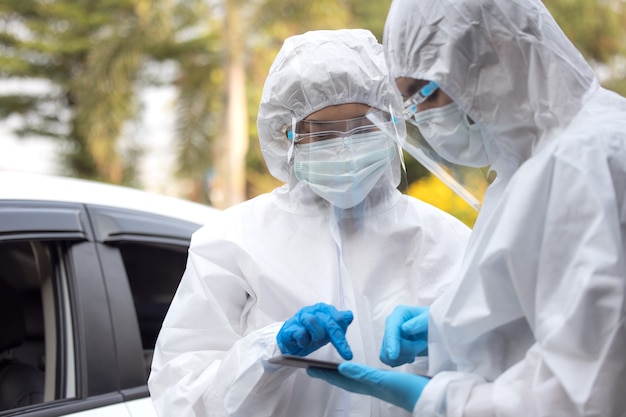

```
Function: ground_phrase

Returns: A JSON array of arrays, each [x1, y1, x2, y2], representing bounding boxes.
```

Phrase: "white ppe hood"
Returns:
[[384, 0, 626, 416], [258, 29, 403, 185], [385, 0, 595, 166]]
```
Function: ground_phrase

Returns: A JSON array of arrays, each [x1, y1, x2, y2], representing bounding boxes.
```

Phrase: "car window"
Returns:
[[0, 240, 77, 413], [115, 242, 189, 379]]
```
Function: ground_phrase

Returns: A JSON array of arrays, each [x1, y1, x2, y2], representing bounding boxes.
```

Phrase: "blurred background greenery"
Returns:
[[1, 0, 625, 227]]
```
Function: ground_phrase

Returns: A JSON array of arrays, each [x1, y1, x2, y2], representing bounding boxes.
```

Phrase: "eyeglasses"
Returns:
[[286, 109, 393, 144], [402, 81, 439, 118]]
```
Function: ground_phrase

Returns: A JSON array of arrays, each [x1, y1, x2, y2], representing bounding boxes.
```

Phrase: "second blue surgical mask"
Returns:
[[411, 102, 490, 168], [294, 131, 397, 209]]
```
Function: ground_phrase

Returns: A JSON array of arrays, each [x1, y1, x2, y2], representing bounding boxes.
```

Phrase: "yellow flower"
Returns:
[[406, 174, 484, 228]]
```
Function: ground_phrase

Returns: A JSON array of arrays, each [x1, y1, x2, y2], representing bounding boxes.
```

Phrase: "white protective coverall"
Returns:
[[148, 29, 470, 417], [384, 0, 626, 416]]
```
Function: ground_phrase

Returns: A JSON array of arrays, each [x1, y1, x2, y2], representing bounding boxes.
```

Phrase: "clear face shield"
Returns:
[[367, 82, 489, 211], [285, 108, 401, 210]]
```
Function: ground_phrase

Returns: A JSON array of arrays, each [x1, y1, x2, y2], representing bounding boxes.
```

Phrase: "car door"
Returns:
[[0, 200, 130, 417], [0, 201, 203, 417], [85, 204, 202, 417]]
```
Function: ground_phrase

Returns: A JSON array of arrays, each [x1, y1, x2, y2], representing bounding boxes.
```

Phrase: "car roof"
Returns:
[[0, 170, 220, 225]]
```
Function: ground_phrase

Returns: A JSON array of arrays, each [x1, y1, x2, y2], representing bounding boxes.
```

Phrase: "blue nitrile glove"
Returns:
[[307, 362, 429, 412], [277, 303, 354, 359], [380, 305, 429, 367]]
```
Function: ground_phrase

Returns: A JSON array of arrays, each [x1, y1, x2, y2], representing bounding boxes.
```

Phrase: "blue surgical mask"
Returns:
[[294, 131, 397, 209], [412, 102, 490, 168]]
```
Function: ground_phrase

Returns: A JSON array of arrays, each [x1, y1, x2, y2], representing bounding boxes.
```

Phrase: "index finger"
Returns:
[[327, 322, 353, 360], [381, 310, 406, 361]]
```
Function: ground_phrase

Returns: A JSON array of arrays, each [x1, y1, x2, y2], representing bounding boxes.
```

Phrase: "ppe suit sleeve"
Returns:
[[148, 220, 297, 417], [414, 146, 626, 417]]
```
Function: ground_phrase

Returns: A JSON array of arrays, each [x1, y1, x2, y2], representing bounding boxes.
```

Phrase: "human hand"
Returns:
[[307, 362, 429, 412], [276, 303, 354, 359], [380, 305, 429, 367]]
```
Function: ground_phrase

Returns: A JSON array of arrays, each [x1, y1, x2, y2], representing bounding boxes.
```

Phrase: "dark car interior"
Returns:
[[115, 241, 188, 377], [0, 242, 47, 412]]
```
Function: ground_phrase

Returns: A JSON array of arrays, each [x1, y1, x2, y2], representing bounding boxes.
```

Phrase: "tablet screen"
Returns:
[[268, 354, 340, 370]]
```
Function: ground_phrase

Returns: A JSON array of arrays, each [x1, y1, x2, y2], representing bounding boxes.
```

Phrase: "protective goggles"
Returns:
[[402, 81, 439, 118], [286, 108, 394, 144]]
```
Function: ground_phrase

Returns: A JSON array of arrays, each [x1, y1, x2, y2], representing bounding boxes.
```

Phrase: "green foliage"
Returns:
[[544, 0, 626, 62], [0, 0, 219, 186], [545, 0, 626, 96], [0, 0, 140, 182], [345, 0, 392, 42], [1, 0, 625, 205]]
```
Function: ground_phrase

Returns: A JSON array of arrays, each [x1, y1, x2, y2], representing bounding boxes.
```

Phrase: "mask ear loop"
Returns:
[[286, 116, 297, 164]]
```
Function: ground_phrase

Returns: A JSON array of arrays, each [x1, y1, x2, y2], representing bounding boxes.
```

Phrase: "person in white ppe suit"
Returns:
[[147, 29, 470, 417], [308, 0, 626, 416]]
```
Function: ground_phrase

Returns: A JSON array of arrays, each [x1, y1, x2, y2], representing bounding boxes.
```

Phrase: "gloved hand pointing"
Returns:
[[307, 362, 429, 412], [380, 305, 429, 367], [277, 303, 354, 359]]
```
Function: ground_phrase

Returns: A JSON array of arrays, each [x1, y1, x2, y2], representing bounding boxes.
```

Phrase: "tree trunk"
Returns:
[[212, 0, 249, 209]]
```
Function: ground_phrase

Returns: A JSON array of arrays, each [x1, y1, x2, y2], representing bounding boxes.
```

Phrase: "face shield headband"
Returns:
[[367, 103, 488, 211], [285, 109, 399, 163]]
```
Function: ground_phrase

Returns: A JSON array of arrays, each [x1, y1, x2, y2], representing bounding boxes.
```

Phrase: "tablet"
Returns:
[[268, 354, 340, 370]]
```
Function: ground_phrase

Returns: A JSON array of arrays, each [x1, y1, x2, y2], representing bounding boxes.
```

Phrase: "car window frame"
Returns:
[[0, 201, 121, 416]]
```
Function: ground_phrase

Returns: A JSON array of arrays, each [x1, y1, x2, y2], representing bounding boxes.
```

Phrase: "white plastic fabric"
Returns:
[[148, 29, 472, 417], [384, 0, 626, 416]]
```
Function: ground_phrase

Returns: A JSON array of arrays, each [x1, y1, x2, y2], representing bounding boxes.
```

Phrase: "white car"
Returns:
[[0, 171, 219, 416]]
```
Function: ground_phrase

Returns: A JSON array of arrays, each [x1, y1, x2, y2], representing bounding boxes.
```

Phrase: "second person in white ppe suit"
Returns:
[[308, 0, 626, 416], [147, 29, 470, 417]]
